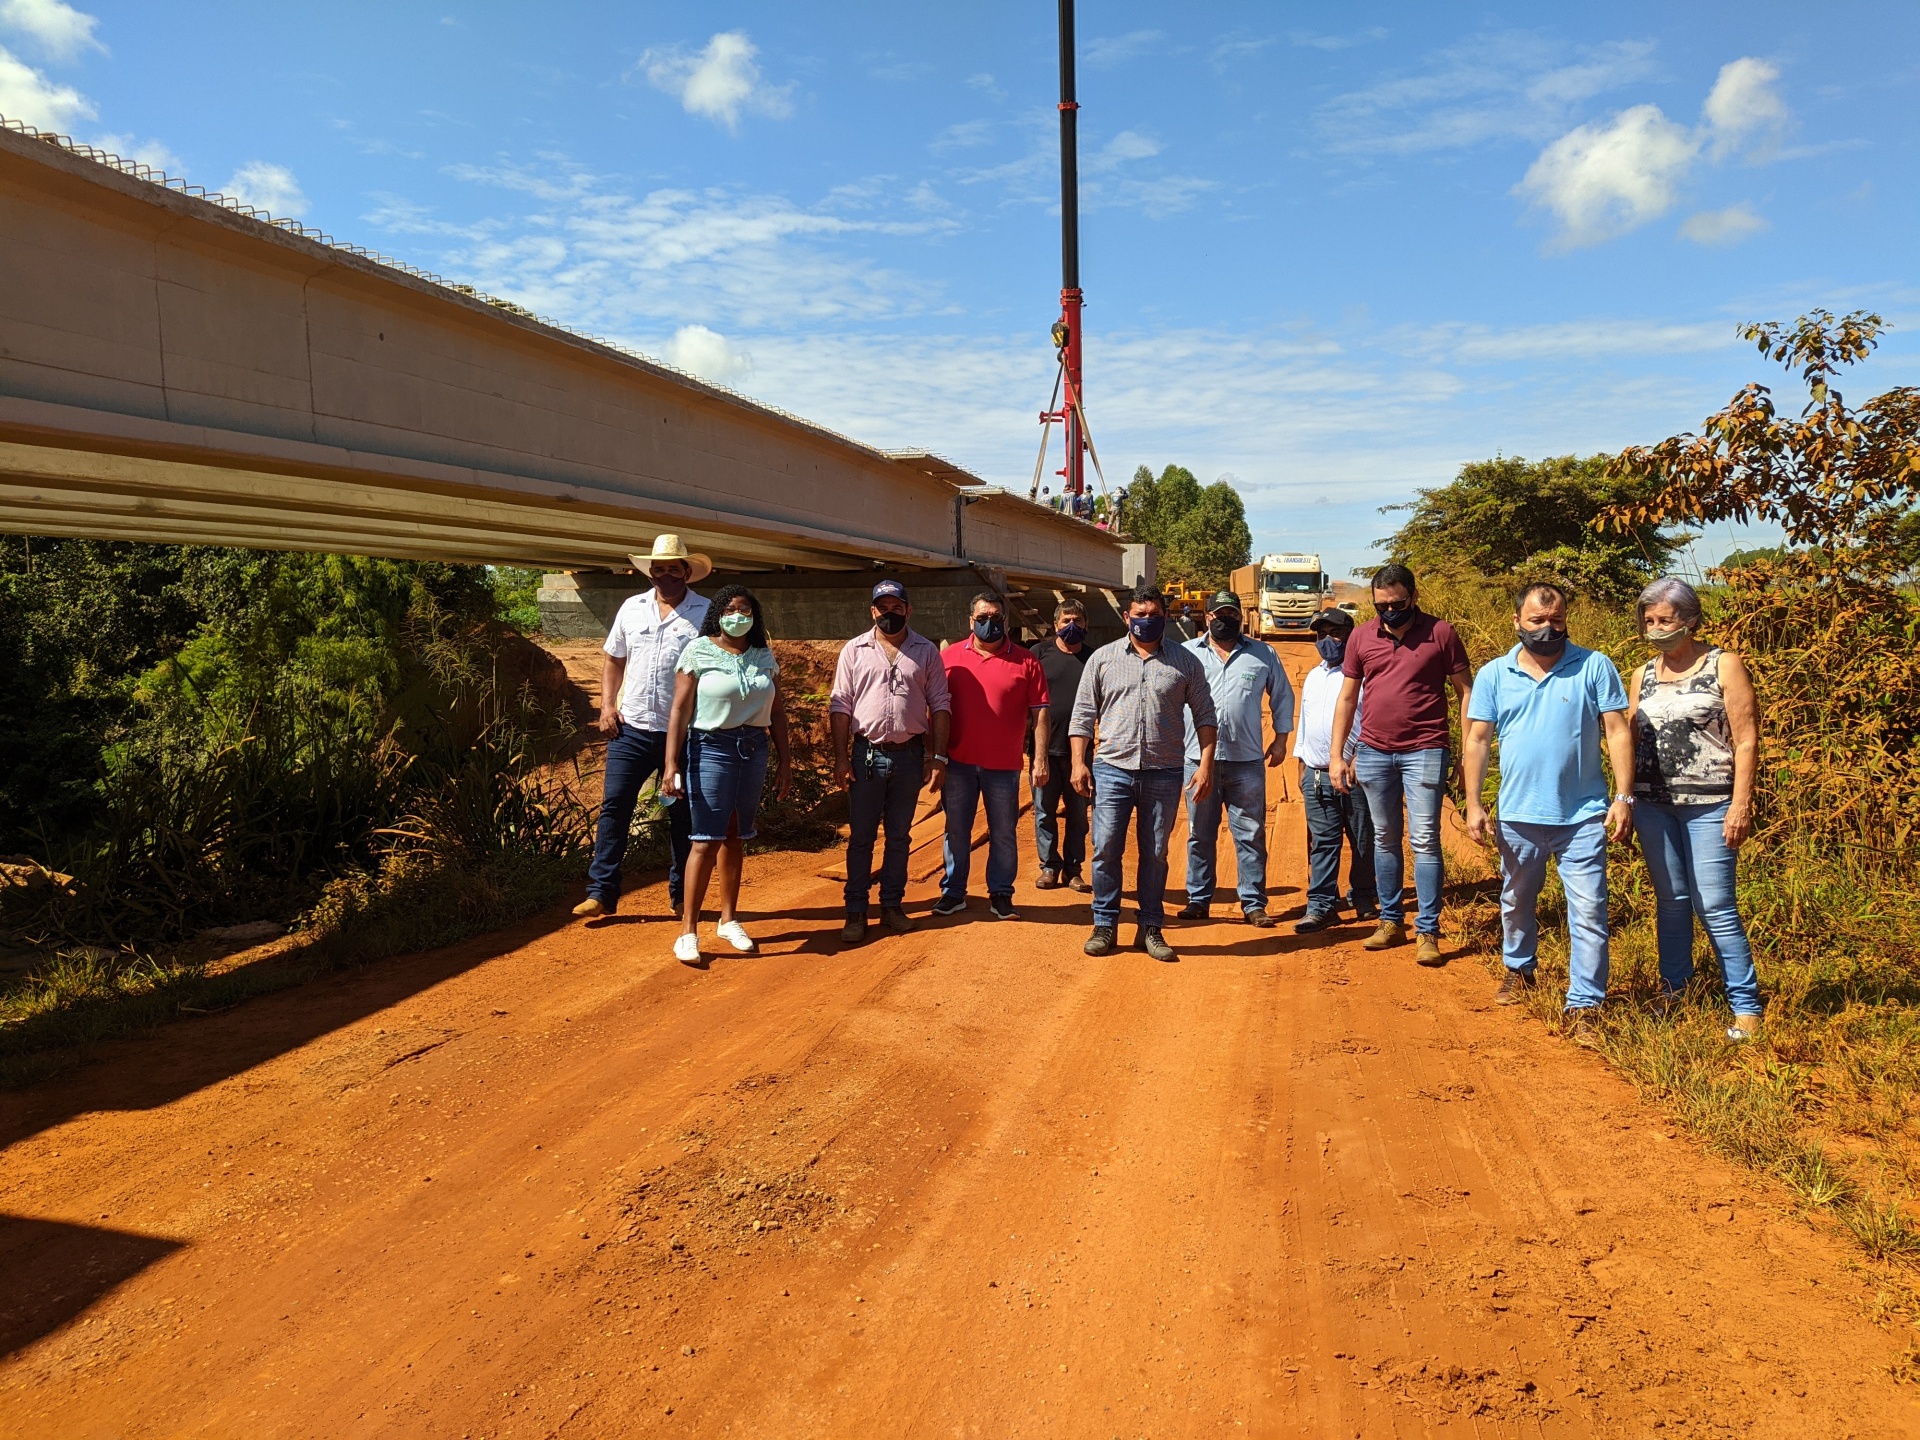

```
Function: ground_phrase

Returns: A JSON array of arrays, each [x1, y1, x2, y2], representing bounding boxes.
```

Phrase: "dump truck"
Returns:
[[1232, 553, 1329, 637]]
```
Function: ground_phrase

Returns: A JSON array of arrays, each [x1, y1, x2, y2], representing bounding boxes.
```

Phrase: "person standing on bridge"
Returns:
[[1329, 564, 1472, 965], [932, 592, 1050, 922], [1032, 598, 1093, 893], [575, 535, 712, 922], [1179, 591, 1293, 928], [1293, 607, 1378, 933], [829, 580, 951, 946], [1070, 587, 1218, 963], [1460, 582, 1634, 1043], [661, 585, 793, 968]]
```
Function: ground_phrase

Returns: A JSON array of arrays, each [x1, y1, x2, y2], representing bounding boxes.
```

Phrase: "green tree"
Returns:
[[1161, 480, 1254, 592], [1376, 453, 1685, 603], [1124, 464, 1201, 550]]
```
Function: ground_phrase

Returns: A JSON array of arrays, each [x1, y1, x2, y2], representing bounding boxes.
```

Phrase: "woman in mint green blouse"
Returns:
[[662, 585, 792, 966]]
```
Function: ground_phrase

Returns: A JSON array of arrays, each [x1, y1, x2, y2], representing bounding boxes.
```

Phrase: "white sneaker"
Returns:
[[673, 932, 702, 965], [714, 921, 755, 953]]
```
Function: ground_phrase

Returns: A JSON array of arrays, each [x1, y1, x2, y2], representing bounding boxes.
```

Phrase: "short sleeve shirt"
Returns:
[[1341, 612, 1470, 753], [1036, 642, 1091, 756], [943, 640, 1049, 771], [604, 589, 711, 731], [1466, 643, 1628, 826], [1182, 636, 1296, 762], [676, 637, 779, 731]]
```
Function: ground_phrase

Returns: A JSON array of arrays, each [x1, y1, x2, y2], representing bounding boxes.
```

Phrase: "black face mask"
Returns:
[[972, 614, 1007, 644], [1377, 602, 1416, 630], [1208, 614, 1243, 644], [874, 610, 907, 636], [1517, 622, 1568, 657], [1056, 621, 1087, 647], [1315, 635, 1346, 665]]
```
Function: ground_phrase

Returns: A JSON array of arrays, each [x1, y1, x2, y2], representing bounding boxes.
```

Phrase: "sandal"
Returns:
[[1726, 1014, 1762, 1043]]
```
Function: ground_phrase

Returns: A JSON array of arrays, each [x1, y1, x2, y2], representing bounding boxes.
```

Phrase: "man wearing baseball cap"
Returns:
[[828, 580, 951, 944], [1294, 606, 1378, 932], [1180, 591, 1293, 927], [576, 534, 713, 920]]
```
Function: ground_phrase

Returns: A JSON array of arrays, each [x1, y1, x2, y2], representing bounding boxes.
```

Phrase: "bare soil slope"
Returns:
[[2, 646, 1914, 1438]]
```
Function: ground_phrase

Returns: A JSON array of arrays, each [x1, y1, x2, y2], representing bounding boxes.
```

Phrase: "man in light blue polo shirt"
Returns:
[[1461, 582, 1634, 1041], [1181, 591, 1295, 926]]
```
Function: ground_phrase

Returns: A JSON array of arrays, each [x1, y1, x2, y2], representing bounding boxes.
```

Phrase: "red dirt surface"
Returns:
[[2, 644, 1916, 1438]]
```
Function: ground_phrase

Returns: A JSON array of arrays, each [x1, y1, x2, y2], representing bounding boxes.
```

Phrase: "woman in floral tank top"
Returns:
[[1626, 578, 1762, 1040]]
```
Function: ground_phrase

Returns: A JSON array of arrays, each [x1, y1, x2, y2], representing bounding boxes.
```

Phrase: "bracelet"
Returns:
[[1614, 794, 1636, 806], [931, 753, 949, 763]]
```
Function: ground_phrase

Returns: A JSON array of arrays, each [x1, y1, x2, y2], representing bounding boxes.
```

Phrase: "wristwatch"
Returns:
[[1614, 794, 1636, 806], [931, 752, 949, 763]]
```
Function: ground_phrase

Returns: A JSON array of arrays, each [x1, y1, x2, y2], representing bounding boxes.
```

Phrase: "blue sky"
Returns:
[[4, 1, 1918, 579]]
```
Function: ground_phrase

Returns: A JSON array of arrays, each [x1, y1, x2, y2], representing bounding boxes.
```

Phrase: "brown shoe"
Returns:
[[1362, 920, 1406, 951], [881, 906, 914, 934], [1414, 933, 1445, 967], [1035, 870, 1061, 890], [1567, 1007, 1603, 1047], [1495, 967, 1537, 1005], [1243, 908, 1276, 928], [572, 896, 612, 919], [1065, 876, 1092, 894], [840, 915, 869, 945]]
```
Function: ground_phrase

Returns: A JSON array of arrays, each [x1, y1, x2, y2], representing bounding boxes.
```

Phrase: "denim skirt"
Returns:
[[686, 725, 771, 841]]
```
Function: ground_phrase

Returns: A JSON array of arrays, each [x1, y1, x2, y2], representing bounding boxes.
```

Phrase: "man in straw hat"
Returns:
[[575, 534, 713, 920]]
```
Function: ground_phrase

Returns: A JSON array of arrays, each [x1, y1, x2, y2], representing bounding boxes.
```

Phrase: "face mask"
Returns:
[[1127, 613, 1166, 644], [1208, 614, 1243, 644], [1645, 624, 1690, 653], [1056, 621, 1087, 647], [1517, 622, 1568, 657], [1315, 636, 1346, 665], [1377, 602, 1415, 630], [875, 610, 907, 636], [718, 611, 755, 639], [972, 614, 1007, 644]]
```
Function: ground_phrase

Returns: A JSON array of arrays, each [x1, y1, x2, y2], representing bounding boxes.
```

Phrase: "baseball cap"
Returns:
[[1309, 606, 1355, 634], [871, 579, 908, 602], [1207, 591, 1239, 611]]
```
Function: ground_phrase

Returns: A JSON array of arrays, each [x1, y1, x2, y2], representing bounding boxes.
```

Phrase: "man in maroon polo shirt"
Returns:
[[934, 592, 1051, 921], [1329, 564, 1473, 965]]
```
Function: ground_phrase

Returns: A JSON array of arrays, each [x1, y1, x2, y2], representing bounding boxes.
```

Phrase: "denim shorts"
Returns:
[[686, 726, 770, 842]]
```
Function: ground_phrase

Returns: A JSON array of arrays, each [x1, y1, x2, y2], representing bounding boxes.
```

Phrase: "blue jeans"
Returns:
[[1494, 818, 1611, 1011], [1090, 761, 1184, 930], [686, 726, 770, 841], [1302, 765, 1377, 914], [1032, 756, 1088, 880], [942, 763, 1022, 901], [1633, 800, 1760, 1015], [1184, 758, 1269, 911], [844, 739, 924, 915], [588, 724, 691, 910], [1353, 744, 1448, 935]]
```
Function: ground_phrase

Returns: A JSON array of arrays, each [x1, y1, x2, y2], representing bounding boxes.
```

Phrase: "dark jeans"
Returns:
[[1032, 753, 1087, 880], [1301, 764, 1377, 914], [1090, 761, 1183, 930], [845, 738, 925, 915], [587, 724, 691, 910], [941, 763, 1022, 901]]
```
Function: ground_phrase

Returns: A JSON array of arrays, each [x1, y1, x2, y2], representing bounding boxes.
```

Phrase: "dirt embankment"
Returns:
[[2, 645, 1917, 1438]]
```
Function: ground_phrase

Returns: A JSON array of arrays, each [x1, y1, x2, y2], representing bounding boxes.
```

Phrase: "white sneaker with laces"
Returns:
[[673, 932, 702, 964], [715, 921, 755, 953]]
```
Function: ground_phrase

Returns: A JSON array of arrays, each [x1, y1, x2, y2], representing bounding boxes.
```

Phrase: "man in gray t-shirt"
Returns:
[[1068, 587, 1218, 963]]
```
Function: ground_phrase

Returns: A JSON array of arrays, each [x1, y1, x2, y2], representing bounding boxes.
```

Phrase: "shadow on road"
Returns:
[[0, 1214, 184, 1359]]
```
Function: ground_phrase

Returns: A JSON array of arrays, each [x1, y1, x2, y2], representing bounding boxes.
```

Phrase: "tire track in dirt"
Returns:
[[2, 642, 1916, 1438]]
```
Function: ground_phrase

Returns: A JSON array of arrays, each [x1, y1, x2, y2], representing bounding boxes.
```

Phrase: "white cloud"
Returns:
[[0, 0, 101, 62], [1402, 318, 1734, 363], [0, 42, 91, 128], [1085, 30, 1163, 69], [1679, 205, 1767, 246], [1290, 27, 1388, 52], [94, 131, 181, 173], [639, 31, 793, 133], [222, 161, 307, 217], [1703, 57, 1787, 159], [662, 324, 754, 384], [1515, 104, 1698, 248]]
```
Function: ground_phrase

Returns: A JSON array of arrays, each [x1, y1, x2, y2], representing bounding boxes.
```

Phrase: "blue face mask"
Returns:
[[1128, 613, 1166, 643], [972, 613, 1007, 643], [1056, 621, 1087, 647], [1315, 636, 1346, 665]]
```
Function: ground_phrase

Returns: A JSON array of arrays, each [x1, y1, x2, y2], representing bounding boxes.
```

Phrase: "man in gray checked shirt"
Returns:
[[1069, 586, 1219, 962]]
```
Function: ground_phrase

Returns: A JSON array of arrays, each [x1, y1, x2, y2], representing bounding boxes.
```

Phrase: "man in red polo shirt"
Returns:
[[1329, 564, 1473, 965], [934, 592, 1051, 921]]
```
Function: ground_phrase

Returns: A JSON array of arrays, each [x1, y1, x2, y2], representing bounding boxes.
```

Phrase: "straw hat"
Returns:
[[631, 534, 712, 583]]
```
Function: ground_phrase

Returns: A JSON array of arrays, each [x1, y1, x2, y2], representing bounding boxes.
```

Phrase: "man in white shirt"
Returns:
[[1294, 607, 1377, 933], [575, 535, 713, 919]]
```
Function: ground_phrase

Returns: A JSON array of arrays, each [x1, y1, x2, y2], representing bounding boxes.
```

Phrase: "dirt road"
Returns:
[[3, 644, 1915, 1438]]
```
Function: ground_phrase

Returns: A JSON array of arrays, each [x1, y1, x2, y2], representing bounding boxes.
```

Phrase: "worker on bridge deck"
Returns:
[[574, 535, 711, 922]]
